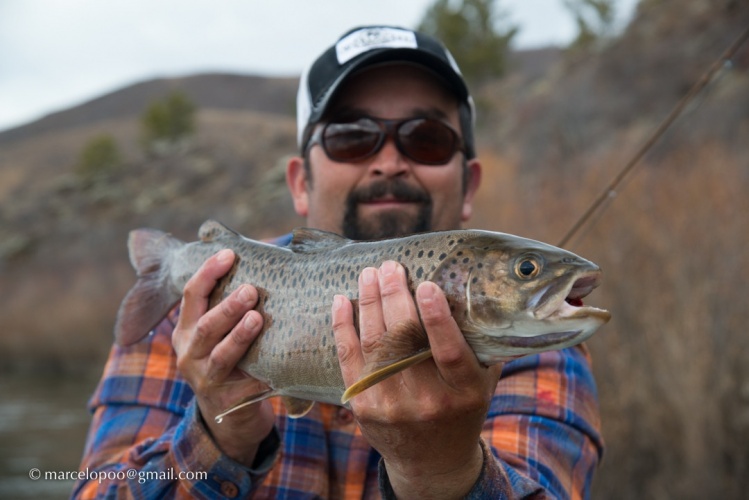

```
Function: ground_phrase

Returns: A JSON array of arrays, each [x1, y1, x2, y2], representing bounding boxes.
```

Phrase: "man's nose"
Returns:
[[368, 137, 409, 178]]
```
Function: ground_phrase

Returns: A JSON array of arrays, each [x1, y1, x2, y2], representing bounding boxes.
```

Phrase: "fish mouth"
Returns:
[[465, 266, 611, 365], [533, 270, 610, 322]]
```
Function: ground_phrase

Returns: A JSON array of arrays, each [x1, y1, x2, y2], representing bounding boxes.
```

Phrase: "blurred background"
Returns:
[[1, 0, 748, 497]]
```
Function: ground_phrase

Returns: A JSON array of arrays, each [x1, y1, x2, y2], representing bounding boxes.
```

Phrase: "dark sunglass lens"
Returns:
[[323, 118, 381, 161], [398, 119, 457, 164]]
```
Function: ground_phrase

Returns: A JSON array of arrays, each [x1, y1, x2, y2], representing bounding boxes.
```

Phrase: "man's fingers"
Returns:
[[332, 295, 365, 388], [179, 249, 236, 328], [187, 284, 258, 358], [356, 267, 385, 356], [377, 261, 419, 329], [416, 281, 480, 389], [208, 309, 264, 381]]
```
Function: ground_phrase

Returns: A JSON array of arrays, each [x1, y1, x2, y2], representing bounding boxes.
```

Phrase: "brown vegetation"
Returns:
[[1, 0, 748, 497]]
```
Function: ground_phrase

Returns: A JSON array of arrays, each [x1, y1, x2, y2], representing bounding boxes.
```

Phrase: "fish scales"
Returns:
[[116, 220, 610, 418]]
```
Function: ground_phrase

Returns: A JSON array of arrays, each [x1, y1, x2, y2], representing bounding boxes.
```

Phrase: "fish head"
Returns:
[[431, 232, 611, 364]]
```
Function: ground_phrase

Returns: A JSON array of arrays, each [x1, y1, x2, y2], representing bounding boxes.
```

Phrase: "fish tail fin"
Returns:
[[114, 229, 183, 345], [341, 319, 433, 404]]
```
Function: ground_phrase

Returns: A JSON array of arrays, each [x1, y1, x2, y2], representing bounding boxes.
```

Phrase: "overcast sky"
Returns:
[[0, 0, 638, 132]]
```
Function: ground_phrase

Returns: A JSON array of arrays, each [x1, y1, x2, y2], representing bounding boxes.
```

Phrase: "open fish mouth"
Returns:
[[534, 270, 610, 321]]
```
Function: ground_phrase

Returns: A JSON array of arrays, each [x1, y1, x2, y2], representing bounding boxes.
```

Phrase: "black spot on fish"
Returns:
[[416, 267, 424, 279], [439, 253, 447, 260], [472, 276, 478, 284], [450, 272, 456, 279], [428, 250, 434, 258], [457, 239, 464, 244], [477, 263, 483, 269], [457, 251, 463, 256], [463, 258, 470, 264], [418, 250, 424, 258], [448, 240, 455, 246]]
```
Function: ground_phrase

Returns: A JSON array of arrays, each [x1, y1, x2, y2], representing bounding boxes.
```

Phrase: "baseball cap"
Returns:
[[297, 25, 476, 159]]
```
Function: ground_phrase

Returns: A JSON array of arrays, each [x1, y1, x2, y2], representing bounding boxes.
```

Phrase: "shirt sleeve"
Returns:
[[73, 310, 280, 499], [477, 344, 604, 499]]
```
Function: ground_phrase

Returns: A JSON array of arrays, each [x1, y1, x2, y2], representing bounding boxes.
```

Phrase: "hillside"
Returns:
[[1, 0, 749, 497]]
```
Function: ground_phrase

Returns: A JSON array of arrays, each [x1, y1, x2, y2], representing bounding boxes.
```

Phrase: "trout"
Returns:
[[116, 220, 610, 420]]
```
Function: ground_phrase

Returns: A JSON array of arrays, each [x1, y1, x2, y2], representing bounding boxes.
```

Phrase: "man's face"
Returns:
[[287, 64, 481, 239]]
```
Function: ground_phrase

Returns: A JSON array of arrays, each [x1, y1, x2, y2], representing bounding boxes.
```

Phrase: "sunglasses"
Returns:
[[306, 116, 464, 165]]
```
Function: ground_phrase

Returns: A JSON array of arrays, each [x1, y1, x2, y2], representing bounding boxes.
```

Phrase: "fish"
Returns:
[[115, 220, 610, 421]]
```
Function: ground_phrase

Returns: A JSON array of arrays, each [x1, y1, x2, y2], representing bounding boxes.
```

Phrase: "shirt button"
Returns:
[[337, 408, 354, 424], [220, 481, 239, 498]]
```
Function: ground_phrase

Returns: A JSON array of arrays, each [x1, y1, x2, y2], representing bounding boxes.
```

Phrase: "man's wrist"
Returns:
[[379, 441, 484, 499]]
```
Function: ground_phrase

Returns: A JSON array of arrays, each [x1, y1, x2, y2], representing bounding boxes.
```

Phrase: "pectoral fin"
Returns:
[[341, 319, 433, 404]]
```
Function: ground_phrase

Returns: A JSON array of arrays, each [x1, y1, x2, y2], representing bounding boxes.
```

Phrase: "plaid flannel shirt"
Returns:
[[75, 235, 603, 499]]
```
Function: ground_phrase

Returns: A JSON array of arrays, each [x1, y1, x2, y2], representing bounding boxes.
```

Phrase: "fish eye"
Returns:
[[515, 258, 541, 280]]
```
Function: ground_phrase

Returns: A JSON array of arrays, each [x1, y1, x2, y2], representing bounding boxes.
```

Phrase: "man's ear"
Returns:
[[461, 159, 482, 222], [286, 156, 309, 217]]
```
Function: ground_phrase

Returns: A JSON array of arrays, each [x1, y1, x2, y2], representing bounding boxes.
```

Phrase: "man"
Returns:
[[76, 26, 603, 499]]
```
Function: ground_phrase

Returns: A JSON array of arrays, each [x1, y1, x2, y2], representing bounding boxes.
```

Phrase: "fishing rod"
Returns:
[[557, 23, 749, 248]]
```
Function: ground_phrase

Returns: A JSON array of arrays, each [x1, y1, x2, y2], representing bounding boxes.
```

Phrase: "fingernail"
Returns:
[[244, 313, 258, 330], [380, 260, 398, 276], [417, 282, 436, 304], [217, 249, 233, 263], [237, 285, 251, 303], [361, 268, 376, 285], [332, 295, 344, 311]]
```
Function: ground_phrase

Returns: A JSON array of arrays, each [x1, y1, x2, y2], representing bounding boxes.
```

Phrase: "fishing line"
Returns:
[[557, 24, 749, 248]]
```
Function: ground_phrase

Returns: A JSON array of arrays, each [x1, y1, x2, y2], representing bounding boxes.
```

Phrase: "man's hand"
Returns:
[[332, 260, 504, 499], [172, 249, 275, 467]]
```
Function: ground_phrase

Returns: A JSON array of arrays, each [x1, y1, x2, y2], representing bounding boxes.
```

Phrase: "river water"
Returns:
[[0, 372, 100, 499]]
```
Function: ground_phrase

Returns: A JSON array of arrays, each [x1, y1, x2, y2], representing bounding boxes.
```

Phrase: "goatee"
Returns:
[[342, 180, 432, 240]]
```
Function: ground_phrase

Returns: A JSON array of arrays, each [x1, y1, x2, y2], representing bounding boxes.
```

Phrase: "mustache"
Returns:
[[349, 180, 431, 204]]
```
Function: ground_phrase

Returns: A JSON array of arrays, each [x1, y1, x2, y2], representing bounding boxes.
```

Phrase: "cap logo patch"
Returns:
[[336, 27, 418, 65]]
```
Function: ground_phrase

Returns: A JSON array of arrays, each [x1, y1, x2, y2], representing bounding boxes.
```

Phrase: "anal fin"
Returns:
[[282, 397, 315, 418]]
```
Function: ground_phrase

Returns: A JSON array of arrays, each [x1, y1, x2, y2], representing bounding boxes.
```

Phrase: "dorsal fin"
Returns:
[[289, 227, 349, 253], [199, 220, 240, 242]]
